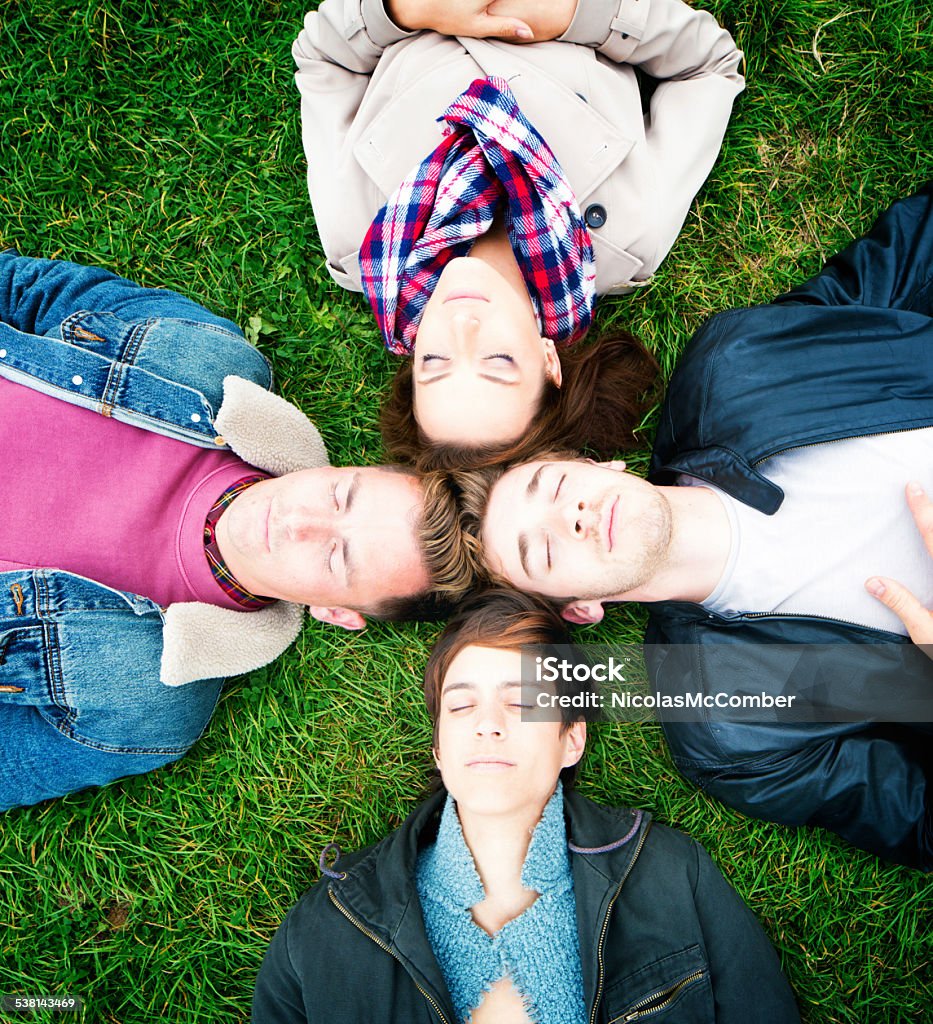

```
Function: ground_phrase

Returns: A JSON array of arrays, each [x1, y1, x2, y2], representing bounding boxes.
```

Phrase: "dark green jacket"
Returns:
[[252, 790, 798, 1023]]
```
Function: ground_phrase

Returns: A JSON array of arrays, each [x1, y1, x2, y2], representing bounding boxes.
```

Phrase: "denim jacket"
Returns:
[[0, 253, 327, 809], [644, 185, 933, 869]]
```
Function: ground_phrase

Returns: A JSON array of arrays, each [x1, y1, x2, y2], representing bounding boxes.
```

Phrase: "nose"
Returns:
[[449, 311, 481, 354], [283, 505, 333, 543], [474, 703, 506, 739], [560, 498, 596, 540]]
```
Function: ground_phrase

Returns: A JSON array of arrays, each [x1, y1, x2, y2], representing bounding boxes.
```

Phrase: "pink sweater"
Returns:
[[1, 378, 257, 609]]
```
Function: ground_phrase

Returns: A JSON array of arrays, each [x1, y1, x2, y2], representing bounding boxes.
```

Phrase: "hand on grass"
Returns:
[[866, 481, 933, 654], [386, 0, 577, 43]]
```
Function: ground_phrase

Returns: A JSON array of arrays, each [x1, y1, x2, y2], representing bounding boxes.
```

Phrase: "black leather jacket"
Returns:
[[646, 184, 933, 869], [252, 789, 797, 1022]]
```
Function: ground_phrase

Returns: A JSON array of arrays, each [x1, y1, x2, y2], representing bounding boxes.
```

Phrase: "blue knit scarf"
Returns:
[[415, 783, 586, 1024]]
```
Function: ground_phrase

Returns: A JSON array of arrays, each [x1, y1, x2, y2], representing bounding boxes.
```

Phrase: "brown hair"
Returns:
[[423, 589, 594, 785], [380, 327, 659, 472], [364, 469, 483, 622]]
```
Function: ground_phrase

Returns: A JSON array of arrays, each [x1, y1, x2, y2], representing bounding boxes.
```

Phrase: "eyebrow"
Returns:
[[526, 466, 544, 497], [518, 532, 532, 579], [441, 679, 525, 697], [420, 372, 518, 387]]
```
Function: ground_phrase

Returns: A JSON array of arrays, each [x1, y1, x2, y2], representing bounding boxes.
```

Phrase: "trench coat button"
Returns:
[[584, 204, 607, 229], [214, 435, 226, 446]]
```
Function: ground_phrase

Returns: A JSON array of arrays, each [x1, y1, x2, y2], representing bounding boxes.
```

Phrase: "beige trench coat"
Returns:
[[294, 0, 744, 296]]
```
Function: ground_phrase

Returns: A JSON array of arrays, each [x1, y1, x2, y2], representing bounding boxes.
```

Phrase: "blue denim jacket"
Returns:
[[0, 252, 279, 810]]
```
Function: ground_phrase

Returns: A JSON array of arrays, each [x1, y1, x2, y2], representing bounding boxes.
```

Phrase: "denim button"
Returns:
[[584, 204, 607, 229], [0, 349, 6, 358], [72, 374, 83, 386], [190, 413, 201, 423]]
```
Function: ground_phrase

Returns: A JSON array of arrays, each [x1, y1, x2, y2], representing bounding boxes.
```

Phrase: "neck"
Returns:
[[456, 798, 545, 901], [618, 485, 731, 604]]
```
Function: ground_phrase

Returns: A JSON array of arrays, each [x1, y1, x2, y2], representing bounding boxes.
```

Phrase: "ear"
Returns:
[[308, 606, 367, 631], [542, 337, 562, 389], [562, 721, 587, 768], [561, 600, 605, 625], [597, 459, 626, 473]]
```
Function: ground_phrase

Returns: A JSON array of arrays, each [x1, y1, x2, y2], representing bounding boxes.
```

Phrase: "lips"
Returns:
[[443, 292, 489, 304], [466, 756, 515, 770], [603, 497, 618, 552]]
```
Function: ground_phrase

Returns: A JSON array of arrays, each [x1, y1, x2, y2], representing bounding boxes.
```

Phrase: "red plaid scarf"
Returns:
[[361, 77, 595, 355], [203, 474, 274, 610]]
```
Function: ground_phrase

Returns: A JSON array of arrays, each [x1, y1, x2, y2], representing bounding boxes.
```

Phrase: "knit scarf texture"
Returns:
[[415, 783, 587, 1024], [360, 76, 596, 355]]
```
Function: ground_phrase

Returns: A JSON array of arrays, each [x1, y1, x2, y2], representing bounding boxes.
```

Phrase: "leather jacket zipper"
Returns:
[[737, 609, 905, 634], [328, 889, 451, 1024], [750, 426, 921, 469], [612, 969, 706, 1022], [588, 823, 652, 1024]]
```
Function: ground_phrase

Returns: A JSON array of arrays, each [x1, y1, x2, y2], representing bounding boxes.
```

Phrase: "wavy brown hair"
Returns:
[[380, 328, 659, 472]]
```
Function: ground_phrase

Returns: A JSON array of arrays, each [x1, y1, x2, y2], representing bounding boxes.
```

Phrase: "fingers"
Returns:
[[481, 14, 533, 39], [865, 575, 933, 647], [905, 481, 933, 558]]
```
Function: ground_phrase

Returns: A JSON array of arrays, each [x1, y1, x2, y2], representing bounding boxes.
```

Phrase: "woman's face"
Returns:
[[433, 644, 585, 821], [412, 257, 562, 446]]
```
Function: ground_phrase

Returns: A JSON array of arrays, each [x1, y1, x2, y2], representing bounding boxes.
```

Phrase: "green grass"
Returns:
[[1, 0, 931, 1020]]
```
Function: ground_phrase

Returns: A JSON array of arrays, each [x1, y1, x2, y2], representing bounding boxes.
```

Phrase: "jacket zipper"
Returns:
[[738, 609, 905, 634], [750, 426, 922, 469], [328, 888, 452, 1024], [611, 969, 706, 1022], [588, 823, 651, 1024]]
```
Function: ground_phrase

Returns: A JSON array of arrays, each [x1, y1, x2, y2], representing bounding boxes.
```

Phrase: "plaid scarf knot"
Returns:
[[361, 77, 595, 355]]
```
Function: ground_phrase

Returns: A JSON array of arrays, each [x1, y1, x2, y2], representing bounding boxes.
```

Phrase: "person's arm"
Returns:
[[252, 911, 309, 1024], [560, 0, 744, 276], [0, 250, 239, 335], [689, 843, 800, 1023], [697, 732, 933, 871], [777, 183, 933, 310]]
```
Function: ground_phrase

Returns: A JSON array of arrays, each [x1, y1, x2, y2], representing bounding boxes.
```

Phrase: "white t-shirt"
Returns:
[[692, 429, 933, 635]]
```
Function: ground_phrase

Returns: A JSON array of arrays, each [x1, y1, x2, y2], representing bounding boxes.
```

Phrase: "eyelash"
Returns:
[[421, 354, 448, 365], [330, 482, 339, 511], [486, 353, 514, 362], [553, 474, 565, 501]]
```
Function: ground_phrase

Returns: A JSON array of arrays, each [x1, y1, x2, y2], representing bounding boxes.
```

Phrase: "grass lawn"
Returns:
[[1, 0, 931, 1021]]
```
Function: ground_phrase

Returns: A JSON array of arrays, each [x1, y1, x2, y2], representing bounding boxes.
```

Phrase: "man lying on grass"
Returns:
[[456, 185, 933, 870], [0, 252, 467, 811], [252, 590, 798, 1024]]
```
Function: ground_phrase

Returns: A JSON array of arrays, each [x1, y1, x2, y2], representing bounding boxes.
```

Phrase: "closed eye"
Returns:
[[421, 354, 449, 365], [553, 474, 565, 502], [486, 353, 515, 362]]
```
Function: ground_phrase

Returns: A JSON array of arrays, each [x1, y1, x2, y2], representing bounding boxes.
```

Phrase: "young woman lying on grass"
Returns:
[[252, 590, 799, 1023], [293, 0, 744, 469]]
